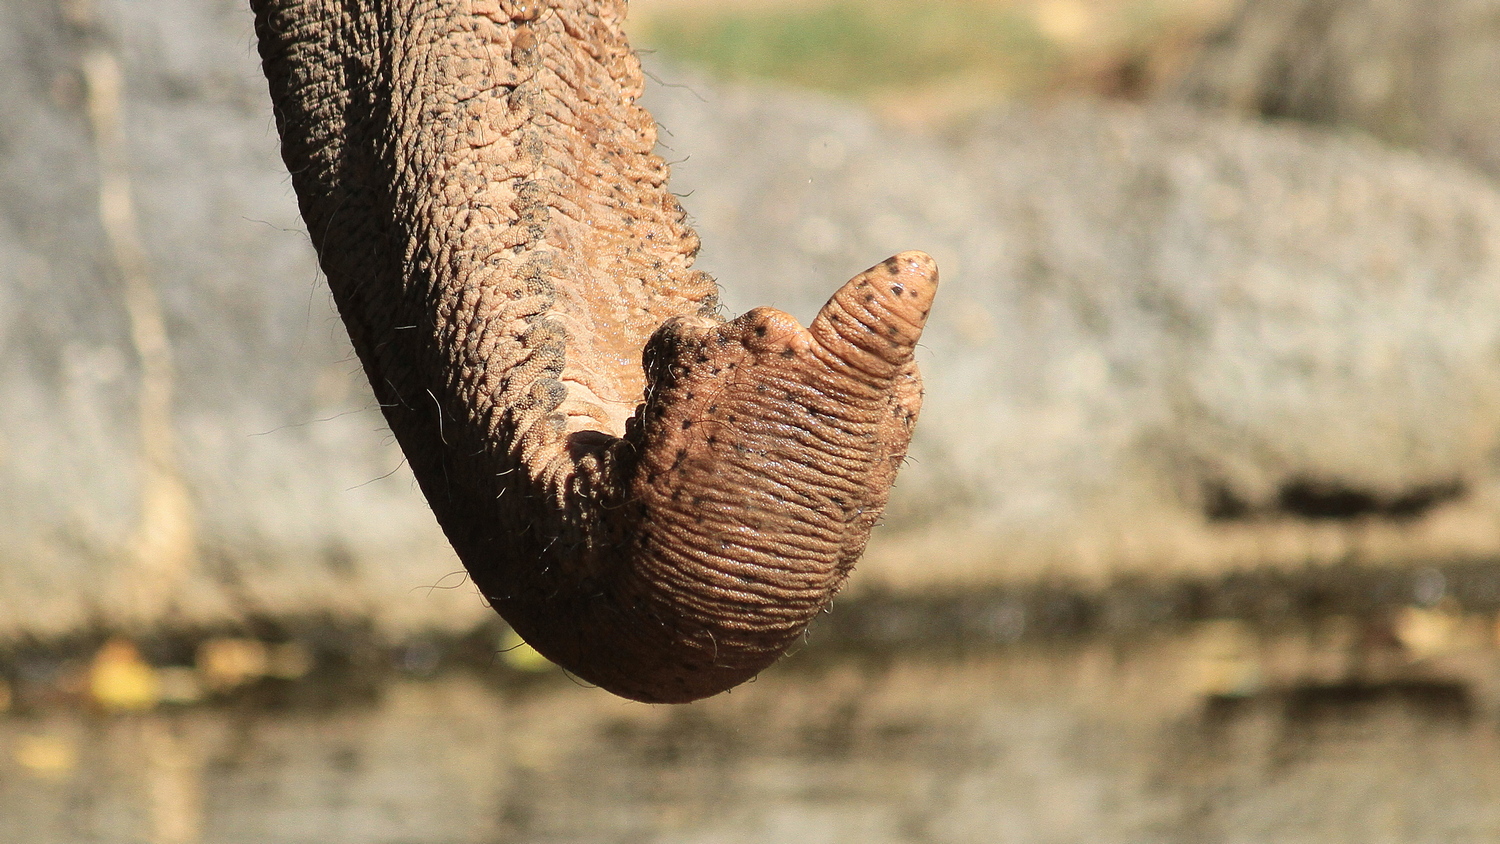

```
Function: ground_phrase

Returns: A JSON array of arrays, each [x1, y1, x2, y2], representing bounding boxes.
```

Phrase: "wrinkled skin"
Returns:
[[250, 0, 937, 703]]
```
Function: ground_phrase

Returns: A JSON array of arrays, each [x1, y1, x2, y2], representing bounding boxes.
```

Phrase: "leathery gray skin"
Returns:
[[251, 0, 938, 703]]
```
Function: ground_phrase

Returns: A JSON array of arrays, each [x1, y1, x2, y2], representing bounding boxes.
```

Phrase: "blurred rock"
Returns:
[[12, 733, 76, 781], [7, 0, 1500, 641], [195, 638, 268, 693], [645, 67, 1500, 587], [1173, 0, 1500, 179], [88, 638, 158, 710], [0, 0, 468, 638]]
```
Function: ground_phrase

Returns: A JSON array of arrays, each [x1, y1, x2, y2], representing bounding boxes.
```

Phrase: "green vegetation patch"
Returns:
[[631, 1, 1063, 103]]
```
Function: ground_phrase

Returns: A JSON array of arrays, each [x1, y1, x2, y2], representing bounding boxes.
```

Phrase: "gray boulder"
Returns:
[[1175, 0, 1500, 179], [6, 0, 1500, 638], [646, 70, 1500, 588], [0, 0, 463, 637]]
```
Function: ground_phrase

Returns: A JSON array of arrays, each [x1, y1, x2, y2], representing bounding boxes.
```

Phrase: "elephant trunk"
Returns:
[[251, 0, 936, 703]]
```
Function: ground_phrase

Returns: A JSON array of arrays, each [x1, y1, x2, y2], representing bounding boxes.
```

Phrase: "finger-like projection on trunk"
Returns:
[[251, 0, 937, 702]]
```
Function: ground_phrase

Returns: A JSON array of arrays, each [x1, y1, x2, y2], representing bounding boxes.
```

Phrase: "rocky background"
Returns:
[[0, 0, 459, 638], [6, 0, 1500, 638], [1177, 0, 1500, 179]]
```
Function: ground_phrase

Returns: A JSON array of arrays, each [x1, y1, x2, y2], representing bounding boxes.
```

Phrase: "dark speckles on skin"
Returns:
[[890, 284, 904, 296], [779, 348, 797, 359], [884, 258, 901, 274], [753, 324, 767, 338]]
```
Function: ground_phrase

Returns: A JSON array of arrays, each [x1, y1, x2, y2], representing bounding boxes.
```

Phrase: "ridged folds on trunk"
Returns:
[[250, 0, 937, 702]]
